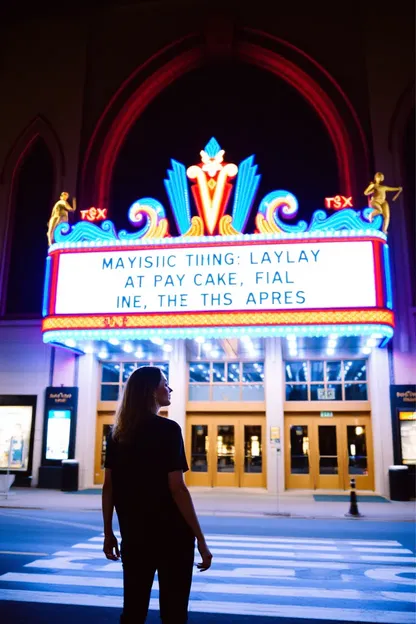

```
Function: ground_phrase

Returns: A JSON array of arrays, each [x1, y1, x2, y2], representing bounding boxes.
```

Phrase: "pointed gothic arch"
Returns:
[[0, 116, 65, 314]]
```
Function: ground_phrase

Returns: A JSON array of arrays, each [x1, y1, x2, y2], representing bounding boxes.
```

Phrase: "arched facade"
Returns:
[[81, 29, 370, 211]]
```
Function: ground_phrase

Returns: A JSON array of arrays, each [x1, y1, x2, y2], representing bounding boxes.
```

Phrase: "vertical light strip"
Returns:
[[42, 257, 52, 318], [164, 159, 191, 235], [232, 155, 261, 233], [383, 244, 393, 310]]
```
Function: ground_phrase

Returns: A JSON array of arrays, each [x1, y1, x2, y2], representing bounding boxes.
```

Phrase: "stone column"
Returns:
[[168, 339, 187, 433], [75, 353, 99, 489], [369, 347, 394, 496], [264, 337, 285, 493]]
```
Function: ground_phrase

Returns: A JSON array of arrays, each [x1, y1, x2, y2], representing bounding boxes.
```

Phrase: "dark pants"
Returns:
[[120, 538, 195, 624]]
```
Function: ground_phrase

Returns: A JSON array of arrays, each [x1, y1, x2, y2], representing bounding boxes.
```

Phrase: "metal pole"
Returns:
[[276, 445, 279, 514], [5, 437, 12, 500]]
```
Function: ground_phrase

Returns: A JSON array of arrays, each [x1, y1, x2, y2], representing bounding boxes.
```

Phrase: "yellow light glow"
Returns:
[[187, 162, 238, 234]]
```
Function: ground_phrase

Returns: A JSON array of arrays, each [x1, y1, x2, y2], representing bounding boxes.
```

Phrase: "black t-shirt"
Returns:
[[105, 415, 194, 544]]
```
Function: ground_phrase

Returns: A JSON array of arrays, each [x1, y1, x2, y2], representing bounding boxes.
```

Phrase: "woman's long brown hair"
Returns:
[[112, 366, 162, 442]]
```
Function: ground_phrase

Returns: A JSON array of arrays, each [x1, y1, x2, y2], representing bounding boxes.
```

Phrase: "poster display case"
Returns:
[[0, 396, 37, 486]]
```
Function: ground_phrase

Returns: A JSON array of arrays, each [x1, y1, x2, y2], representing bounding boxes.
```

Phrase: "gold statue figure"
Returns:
[[47, 192, 76, 245], [364, 172, 402, 234]]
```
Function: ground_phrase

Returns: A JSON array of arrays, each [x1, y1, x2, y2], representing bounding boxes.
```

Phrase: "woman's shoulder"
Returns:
[[151, 416, 183, 438], [153, 415, 181, 430]]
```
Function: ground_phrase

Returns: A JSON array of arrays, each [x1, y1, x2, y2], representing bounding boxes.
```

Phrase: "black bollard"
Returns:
[[345, 478, 362, 517]]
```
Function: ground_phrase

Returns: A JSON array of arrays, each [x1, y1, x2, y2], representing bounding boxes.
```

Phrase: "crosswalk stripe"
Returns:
[[353, 547, 413, 554], [206, 540, 339, 552], [359, 555, 416, 564], [204, 535, 402, 547], [210, 548, 344, 559], [186, 599, 416, 623], [89, 536, 342, 552], [346, 540, 402, 546], [0, 590, 413, 623], [0, 551, 48, 556], [1, 572, 415, 604], [206, 535, 338, 545]]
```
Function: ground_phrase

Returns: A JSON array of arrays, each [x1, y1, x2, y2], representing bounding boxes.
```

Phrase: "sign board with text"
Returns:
[[54, 241, 376, 314], [42, 236, 393, 337]]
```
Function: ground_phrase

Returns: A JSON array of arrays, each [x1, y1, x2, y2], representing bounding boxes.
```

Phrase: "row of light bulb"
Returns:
[[286, 332, 383, 358], [64, 336, 173, 360]]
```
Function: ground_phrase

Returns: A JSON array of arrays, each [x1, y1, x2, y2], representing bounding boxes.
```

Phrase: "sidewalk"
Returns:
[[0, 486, 414, 521]]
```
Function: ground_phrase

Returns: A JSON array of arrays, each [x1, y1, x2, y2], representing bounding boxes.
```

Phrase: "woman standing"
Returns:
[[102, 366, 212, 623]]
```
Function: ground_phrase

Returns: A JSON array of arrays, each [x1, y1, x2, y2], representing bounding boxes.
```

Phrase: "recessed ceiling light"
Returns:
[[108, 338, 119, 346]]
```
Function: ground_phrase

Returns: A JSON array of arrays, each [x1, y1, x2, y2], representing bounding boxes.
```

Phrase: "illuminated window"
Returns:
[[189, 361, 264, 401], [285, 360, 367, 402], [100, 361, 169, 402]]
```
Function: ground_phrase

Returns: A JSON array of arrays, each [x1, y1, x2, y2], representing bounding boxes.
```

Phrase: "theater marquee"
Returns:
[[42, 138, 394, 343]]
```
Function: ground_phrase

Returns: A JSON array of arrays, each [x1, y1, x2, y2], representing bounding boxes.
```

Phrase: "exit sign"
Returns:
[[320, 411, 334, 418]]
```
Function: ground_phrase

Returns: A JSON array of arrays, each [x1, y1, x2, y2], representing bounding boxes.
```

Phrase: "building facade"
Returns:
[[0, 1, 414, 496]]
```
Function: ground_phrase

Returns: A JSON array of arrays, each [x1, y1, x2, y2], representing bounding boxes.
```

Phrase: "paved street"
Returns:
[[0, 509, 414, 623]]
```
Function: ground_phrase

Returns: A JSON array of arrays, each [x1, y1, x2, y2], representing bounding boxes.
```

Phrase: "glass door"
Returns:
[[213, 424, 237, 487], [94, 413, 115, 484], [187, 418, 211, 486], [285, 420, 313, 489], [186, 416, 266, 487], [285, 415, 374, 491], [239, 417, 266, 488], [341, 417, 374, 490], [315, 423, 342, 489]]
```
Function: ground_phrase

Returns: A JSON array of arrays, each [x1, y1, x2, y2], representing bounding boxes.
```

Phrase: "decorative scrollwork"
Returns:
[[183, 216, 205, 237], [218, 215, 240, 236]]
